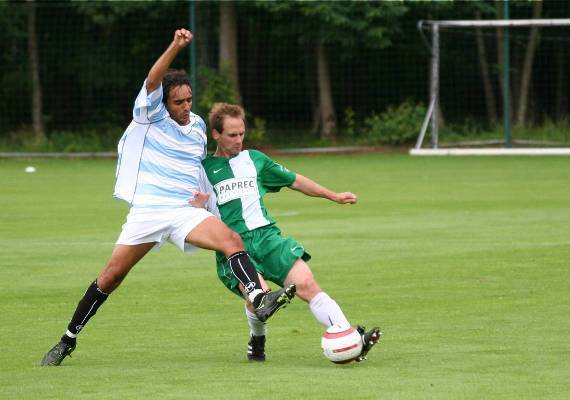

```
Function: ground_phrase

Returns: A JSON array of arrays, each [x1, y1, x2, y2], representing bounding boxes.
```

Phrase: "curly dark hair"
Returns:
[[162, 69, 191, 104]]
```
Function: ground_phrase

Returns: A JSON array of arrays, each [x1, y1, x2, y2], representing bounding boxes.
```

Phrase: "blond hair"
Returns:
[[208, 103, 245, 133]]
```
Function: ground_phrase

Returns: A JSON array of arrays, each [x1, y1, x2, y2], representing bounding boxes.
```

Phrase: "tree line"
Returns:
[[1, 0, 568, 149]]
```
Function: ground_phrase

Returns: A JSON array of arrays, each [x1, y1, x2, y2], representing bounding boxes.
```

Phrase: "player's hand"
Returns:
[[189, 190, 209, 209], [173, 29, 193, 49], [334, 192, 358, 205]]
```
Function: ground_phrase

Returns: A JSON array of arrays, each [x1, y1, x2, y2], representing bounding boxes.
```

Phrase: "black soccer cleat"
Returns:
[[41, 340, 76, 366], [355, 325, 382, 362], [247, 335, 266, 362], [254, 284, 296, 322]]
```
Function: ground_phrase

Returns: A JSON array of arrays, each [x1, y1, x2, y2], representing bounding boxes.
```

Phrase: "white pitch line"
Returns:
[[0, 241, 116, 246], [271, 211, 300, 217]]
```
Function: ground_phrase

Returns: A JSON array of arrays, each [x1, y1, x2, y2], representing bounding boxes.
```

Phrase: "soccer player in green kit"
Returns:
[[195, 103, 381, 362]]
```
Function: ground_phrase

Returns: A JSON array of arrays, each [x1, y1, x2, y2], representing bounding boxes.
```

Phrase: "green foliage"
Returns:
[[246, 117, 266, 148], [0, 2, 25, 40], [409, 0, 495, 19], [195, 66, 266, 150], [513, 117, 570, 143], [0, 128, 121, 152], [2, 0, 567, 151], [359, 100, 426, 145], [441, 117, 570, 145], [195, 66, 240, 118], [257, 1, 408, 50], [342, 107, 356, 138], [72, 1, 159, 26], [441, 117, 487, 138]]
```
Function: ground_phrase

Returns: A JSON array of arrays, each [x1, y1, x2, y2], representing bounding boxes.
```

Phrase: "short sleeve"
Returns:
[[255, 151, 296, 192], [132, 80, 168, 123], [195, 115, 208, 160]]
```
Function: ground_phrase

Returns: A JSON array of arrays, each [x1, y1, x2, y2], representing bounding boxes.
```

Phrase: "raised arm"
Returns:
[[146, 29, 193, 93], [289, 174, 357, 205]]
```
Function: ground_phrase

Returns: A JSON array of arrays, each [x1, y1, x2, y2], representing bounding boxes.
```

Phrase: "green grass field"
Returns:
[[1, 154, 569, 399]]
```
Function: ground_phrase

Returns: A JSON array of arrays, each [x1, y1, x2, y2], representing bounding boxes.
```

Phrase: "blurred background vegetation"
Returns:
[[1, 0, 569, 152]]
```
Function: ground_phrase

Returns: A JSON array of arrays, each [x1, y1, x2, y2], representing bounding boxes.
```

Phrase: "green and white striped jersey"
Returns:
[[202, 150, 296, 234]]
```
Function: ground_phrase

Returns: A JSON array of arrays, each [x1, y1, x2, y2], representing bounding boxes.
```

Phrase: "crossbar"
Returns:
[[419, 19, 570, 28]]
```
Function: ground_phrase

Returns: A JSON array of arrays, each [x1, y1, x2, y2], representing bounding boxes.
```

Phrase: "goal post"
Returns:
[[412, 18, 570, 155]]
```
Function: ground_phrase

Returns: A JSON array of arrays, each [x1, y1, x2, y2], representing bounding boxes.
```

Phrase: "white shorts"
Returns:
[[116, 207, 213, 253]]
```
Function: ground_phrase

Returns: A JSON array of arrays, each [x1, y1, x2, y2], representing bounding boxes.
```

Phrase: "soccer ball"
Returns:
[[321, 325, 363, 364]]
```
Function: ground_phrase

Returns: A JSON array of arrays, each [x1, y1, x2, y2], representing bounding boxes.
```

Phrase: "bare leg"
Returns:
[[186, 216, 265, 300], [67, 242, 156, 334], [284, 259, 349, 328], [283, 259, 322, 303], [185, 216, 243, 256], [40, 241, 158, 366], [97, 242, 156, 293]]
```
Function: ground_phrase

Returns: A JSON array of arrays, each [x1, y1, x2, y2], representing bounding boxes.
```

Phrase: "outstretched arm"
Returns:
[[289, 174, 357, 204], [146, 29, 193, 93]]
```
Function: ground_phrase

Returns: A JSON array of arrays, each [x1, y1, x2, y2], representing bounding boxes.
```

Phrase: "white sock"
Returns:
[[309, 292, 350, 329], [245, 305, 267, 337], [65, 330, 77, 339], [248, 289, 264, 304]]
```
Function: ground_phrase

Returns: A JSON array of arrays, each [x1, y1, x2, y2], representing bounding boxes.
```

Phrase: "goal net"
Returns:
[[412, 19, 570, 155]]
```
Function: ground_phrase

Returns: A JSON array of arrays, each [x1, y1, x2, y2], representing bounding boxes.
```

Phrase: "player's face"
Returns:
[[216, 117, 245, 157], [166, 85, 192, 126]]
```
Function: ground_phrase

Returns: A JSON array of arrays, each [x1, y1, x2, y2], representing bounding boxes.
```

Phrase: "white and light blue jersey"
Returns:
[[114, 80, 207, 208]]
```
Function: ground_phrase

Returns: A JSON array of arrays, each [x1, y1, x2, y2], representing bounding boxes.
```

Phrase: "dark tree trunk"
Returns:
[[516, 0, 543, 127], [495, 2, 504, 97], [555, 45, 567, 121], [27, 0, 45, 139], [475, 11, 498, 125], [219, 1, 241, 104], [196, 1, 211, 67], [316, 42, 337, 141], [244, 16, 261, 115]]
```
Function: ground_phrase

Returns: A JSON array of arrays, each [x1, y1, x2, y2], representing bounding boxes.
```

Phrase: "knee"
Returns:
[[222, 230, 244, 254], [295, 276, 321, 301], [228, 230, 242, 246]]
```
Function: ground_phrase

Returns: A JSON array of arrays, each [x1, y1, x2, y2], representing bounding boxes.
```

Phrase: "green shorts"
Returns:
[[216, 225, 311, 298]]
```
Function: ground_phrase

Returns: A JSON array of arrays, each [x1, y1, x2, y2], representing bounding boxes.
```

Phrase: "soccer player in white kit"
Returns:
[[41, 29, 294, 366]]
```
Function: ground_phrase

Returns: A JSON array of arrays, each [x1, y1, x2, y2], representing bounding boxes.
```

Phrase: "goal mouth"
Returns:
[[413, 18, 570, 155]]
